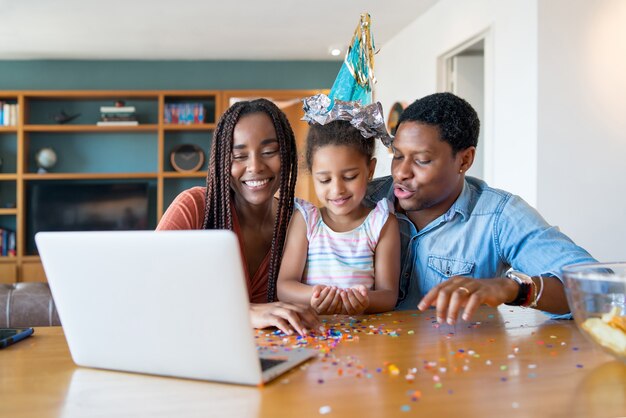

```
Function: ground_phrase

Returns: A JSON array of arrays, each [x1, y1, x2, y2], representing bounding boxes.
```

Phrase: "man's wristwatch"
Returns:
[[505, 270, 535, 307]]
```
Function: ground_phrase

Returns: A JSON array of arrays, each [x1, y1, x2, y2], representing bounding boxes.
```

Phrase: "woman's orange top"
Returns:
[[156, 186, 270, 303]]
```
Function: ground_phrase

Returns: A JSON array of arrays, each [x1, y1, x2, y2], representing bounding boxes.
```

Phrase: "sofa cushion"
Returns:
[[0, 283, 61, 327]]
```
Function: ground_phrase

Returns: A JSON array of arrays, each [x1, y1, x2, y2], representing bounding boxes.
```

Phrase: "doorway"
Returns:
[[440, 35, 488, 180]]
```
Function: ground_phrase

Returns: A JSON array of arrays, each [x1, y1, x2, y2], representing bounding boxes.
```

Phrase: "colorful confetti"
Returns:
[[252, 309, 596, 410]]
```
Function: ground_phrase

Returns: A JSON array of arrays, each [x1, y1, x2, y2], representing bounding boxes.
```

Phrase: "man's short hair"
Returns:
[[397, 92, 480, 154]]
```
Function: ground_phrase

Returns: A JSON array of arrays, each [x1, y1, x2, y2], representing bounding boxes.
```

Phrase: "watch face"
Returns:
[[170, 144, 205, 172]]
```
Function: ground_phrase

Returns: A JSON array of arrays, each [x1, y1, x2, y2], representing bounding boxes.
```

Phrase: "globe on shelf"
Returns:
[[35, 147, 58, 174]]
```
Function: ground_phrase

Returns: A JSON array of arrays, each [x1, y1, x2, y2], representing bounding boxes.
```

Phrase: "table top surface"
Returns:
[[1, 306, 625, 418]]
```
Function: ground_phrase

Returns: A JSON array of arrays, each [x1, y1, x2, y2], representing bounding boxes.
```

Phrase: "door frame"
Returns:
[[437, 29, 493, 184]]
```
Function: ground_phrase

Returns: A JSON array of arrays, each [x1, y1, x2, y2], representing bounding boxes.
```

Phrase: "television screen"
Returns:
[[27, 182, 150, 254]]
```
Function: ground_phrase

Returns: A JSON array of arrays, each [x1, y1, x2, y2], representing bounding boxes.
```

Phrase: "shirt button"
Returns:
[[404, 273, 410, 278]]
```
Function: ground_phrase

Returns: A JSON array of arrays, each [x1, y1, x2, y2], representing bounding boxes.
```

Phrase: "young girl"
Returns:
[[277, 119, 400, 315]]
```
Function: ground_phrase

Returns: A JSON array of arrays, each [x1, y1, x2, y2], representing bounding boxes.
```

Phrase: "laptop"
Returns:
[[35, 230, 316, 386]]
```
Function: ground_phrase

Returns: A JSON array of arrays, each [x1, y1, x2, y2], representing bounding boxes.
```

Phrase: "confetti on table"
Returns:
[[388, 364, 400, 375], [401, 405, 411, 412], [253, 310, 595, 403]]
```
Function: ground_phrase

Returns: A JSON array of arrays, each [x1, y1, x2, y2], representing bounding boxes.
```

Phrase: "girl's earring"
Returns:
[[459, 169, 463, 173]]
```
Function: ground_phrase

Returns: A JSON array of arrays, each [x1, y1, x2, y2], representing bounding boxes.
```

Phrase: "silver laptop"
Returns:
[[35, 230, 316, 386]]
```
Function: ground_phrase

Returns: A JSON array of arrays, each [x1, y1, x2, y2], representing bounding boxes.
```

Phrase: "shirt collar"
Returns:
[[365, 176, 395, 207], [444, 178, 472, 222]]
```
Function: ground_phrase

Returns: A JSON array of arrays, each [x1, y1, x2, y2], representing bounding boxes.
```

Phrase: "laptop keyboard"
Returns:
[[260, 358, 287, 371]]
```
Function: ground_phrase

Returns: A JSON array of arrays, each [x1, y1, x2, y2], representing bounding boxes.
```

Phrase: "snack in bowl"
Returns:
[[581, 307, 626, 355]]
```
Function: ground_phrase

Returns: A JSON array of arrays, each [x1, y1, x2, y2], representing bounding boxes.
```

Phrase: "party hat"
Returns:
[[328, 13, 376, 105]]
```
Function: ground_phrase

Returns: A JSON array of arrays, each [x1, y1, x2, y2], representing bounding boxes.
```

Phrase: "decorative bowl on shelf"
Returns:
[[563, 262, 626, 363], [170, 144, 204, 172]]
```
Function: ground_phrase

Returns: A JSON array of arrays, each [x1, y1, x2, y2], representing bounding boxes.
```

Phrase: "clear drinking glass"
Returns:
[[563, 262, 626, 363]]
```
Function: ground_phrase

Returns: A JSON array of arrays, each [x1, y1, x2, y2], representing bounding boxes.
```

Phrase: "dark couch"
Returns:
[[0, 283, 61, 327]]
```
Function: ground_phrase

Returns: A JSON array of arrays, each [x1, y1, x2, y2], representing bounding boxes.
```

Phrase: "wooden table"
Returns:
[[1, 307, 625, 418]]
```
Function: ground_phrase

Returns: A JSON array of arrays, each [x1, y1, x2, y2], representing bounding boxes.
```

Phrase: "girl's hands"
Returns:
[[250, 302, 323, 336], [310, 285, 343, 315], [340, 285, 370, 315], [311, 285, 370, 315]]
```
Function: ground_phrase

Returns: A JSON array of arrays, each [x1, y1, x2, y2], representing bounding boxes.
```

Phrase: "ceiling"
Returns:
[[0, 0, 438, 60]]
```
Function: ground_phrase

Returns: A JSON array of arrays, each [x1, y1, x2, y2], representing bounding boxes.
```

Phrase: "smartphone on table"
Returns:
[[0, 328, 34, 349]]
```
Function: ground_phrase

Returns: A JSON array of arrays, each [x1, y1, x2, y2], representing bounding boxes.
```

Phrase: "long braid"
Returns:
[[202, 99, 298, 303], [203, 103, 245, 230], [261, 103, 297, 302]]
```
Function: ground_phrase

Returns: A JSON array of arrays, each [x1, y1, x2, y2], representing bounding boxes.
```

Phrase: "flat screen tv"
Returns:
[[27, 182, 150, 254]]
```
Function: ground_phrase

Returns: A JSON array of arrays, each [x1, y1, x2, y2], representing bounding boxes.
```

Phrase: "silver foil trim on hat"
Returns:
[[302, 94, 392, 147]]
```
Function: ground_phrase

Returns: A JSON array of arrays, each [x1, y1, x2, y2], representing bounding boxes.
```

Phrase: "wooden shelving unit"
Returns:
[[24, 125, 159, 132], [0, 88, 324, 284], [0, 90, 222, 283], [163, 123, 216, 131]]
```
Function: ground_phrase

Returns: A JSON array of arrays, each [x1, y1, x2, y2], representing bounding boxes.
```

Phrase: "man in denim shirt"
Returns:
[[365, 93, 595, 324]]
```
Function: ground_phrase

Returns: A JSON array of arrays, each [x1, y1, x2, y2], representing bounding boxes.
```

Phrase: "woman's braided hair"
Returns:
[[202, 98, 297, 302]]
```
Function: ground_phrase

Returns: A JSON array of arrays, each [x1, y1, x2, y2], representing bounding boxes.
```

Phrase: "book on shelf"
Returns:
[[101, 112, 135, 117], [164, 103, 205, 125], [96, 120, 139, 126], [0, 228, 16, 257], [100, 106, 136, 113], [100, 115, 137, 122], [0, 102, 18, 126]]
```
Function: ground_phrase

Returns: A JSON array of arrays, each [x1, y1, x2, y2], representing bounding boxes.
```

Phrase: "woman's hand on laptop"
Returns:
[[250, 302, 323, 337]]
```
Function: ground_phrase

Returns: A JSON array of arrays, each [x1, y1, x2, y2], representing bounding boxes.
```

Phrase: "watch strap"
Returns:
[[505, 271, 534, 307]]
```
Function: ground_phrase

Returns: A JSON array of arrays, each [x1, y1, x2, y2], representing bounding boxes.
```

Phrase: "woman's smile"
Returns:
[[243, 178, 272, 190]]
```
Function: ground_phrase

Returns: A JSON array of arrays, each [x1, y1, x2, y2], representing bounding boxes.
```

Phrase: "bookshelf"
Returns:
[[0, 89, 323, 284], [0, 90, 221, 283]]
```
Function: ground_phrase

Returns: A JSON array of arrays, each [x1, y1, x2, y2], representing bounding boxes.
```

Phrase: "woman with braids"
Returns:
[[157, 99, 321, 336]]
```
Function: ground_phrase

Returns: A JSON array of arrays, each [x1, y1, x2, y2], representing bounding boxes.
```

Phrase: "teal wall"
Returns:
[[0, 60, 340, 90], [0, 60, 340, 238]]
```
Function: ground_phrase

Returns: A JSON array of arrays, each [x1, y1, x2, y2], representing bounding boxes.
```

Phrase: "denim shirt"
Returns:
[[365, 176, 596, 315]]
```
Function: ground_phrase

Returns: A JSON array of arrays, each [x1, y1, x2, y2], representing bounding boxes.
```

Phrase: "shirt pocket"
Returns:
[[427, 255, 474, 279]]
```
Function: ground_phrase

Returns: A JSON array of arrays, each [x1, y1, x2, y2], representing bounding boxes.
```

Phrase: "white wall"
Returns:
[[376, 0, 626, 261], [537, 0, 626, 261], [375, 0, 539, 206]]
